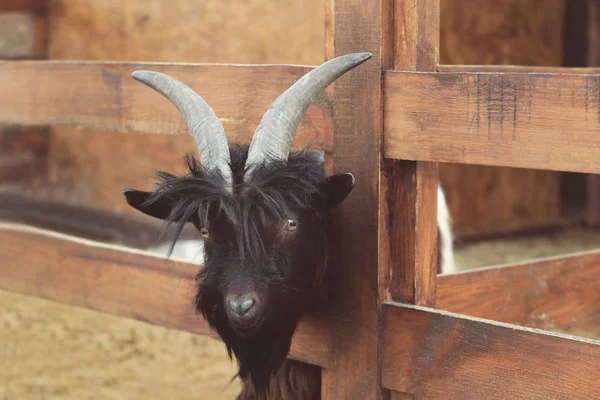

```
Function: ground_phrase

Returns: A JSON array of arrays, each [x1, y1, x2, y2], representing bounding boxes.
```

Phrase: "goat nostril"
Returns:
[[228, 296, 256, 317], [239, 298, 255, 314]]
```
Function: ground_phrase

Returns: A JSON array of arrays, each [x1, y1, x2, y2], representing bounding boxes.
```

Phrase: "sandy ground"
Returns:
[[2, 226, 600, 399], [0, 291, 240, 400]]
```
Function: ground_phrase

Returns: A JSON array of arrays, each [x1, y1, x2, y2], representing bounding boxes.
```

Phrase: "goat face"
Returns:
[[125, 146, 353, 393], [122, 53, 371, 396], [195, 149, 354, 339]]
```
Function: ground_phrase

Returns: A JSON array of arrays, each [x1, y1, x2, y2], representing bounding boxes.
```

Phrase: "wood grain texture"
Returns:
[[380, 0, 439, 312], [439, 65, 600, 74], [0, 223, 330, 367], [437, 250, 600, 337], [385, 71, 600, 174], [580, 0, 600, 227], [0, 61, 332, 150], [381, 303, 600, 399], [438, 0, 566, 237], [380, 161, 438, 305], [386, 0, 439, 71], [322, 0, 384, 398]]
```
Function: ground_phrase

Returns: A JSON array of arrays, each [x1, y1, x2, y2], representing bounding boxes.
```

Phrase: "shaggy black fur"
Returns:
[[236, 359, 321, 400], [124, 144, 353, 399]]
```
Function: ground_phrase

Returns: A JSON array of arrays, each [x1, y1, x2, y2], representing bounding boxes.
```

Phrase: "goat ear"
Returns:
[[123, 189, 174, 221], [323, 173, 355, 207]]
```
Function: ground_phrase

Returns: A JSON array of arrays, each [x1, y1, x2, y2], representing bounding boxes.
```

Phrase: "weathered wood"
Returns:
[[579, 0, 600, 227], [437, 250, 600, 337], [0, 223, 330, 367], [380, 0, 439, 311], [380, 161, 438, 305], [381, 303, 600, 399], [0, 61, 332, 151], [387, 0, 440, 71], [385, 71, 600, 174], [322, 0, 384, 397], [438, 0, 566, 238], [0, 0, 47, 13], [438, 65, 600, 74]]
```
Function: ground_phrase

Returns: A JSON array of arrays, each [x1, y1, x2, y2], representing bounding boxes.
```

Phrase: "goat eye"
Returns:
[[285, 219, 298, 232], [200, 227, 210, 239]]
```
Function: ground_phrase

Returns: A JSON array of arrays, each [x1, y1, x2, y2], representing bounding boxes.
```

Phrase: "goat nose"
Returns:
[[228, 295, 256, 317]]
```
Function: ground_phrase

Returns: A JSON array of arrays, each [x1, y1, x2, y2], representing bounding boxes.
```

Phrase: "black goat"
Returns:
[[123, 53, 372, 399]]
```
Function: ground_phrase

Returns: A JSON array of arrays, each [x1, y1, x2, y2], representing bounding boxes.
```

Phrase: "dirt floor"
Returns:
[[1, 226, 600, 399]]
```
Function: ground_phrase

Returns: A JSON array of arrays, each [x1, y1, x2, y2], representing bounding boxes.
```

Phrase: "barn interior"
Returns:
[[0, 1, 598, 399]]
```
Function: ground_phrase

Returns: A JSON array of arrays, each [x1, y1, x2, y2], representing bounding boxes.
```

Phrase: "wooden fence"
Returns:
[[1, 0, 599, 398]]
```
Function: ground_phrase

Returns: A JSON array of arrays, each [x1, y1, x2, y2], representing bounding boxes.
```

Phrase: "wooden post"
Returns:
[[379, 1, 440, 397], [379, 0, 440, 306], [585, 0, 600, 226], [322, 0, 440, 398], [322, 0, 386, 398]]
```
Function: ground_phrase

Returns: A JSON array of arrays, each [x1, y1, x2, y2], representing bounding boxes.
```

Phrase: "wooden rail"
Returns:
[[0, 61, 332, 151], [439, 65, 600, 74], [381, 303, 600, 399], [0, 223, 331, 367], [7, 62, 600, 173], [437, 251, 600, 337], [385, 71, 600, 174]]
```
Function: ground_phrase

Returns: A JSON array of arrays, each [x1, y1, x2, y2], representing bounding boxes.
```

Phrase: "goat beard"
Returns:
[[197, 291, 307, 397]]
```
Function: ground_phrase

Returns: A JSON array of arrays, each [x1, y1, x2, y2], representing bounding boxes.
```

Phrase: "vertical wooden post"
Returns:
[[322, 0, 440, 398], [379, 2, 440, 396], [379, 0, 440, 308], [585, 0, 600, 226], [322, 0, 385, 399]]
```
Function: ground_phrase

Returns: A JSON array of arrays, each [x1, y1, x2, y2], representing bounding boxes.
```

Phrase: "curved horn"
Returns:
[[244, 52, 372, 180], [132, 71, 233, 189]]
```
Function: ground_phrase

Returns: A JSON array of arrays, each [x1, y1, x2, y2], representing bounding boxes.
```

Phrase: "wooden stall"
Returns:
[[1, 0, 578, 239], [0, 0, 599, 399]]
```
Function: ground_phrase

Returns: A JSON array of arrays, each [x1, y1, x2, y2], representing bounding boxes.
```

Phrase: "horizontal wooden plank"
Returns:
[[0, 223, 330, 367], [0, 61, 332, 151], [384, 71, 600, 174], [437, 251, 600, 338], [439, 65, 600, 74], [0, 0, 47, 13], [381, 303, 600, 399]]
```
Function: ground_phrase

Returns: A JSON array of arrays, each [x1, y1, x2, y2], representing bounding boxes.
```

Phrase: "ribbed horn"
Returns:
[[244, 52, 372, 180], [132, 71, 233, 190]]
